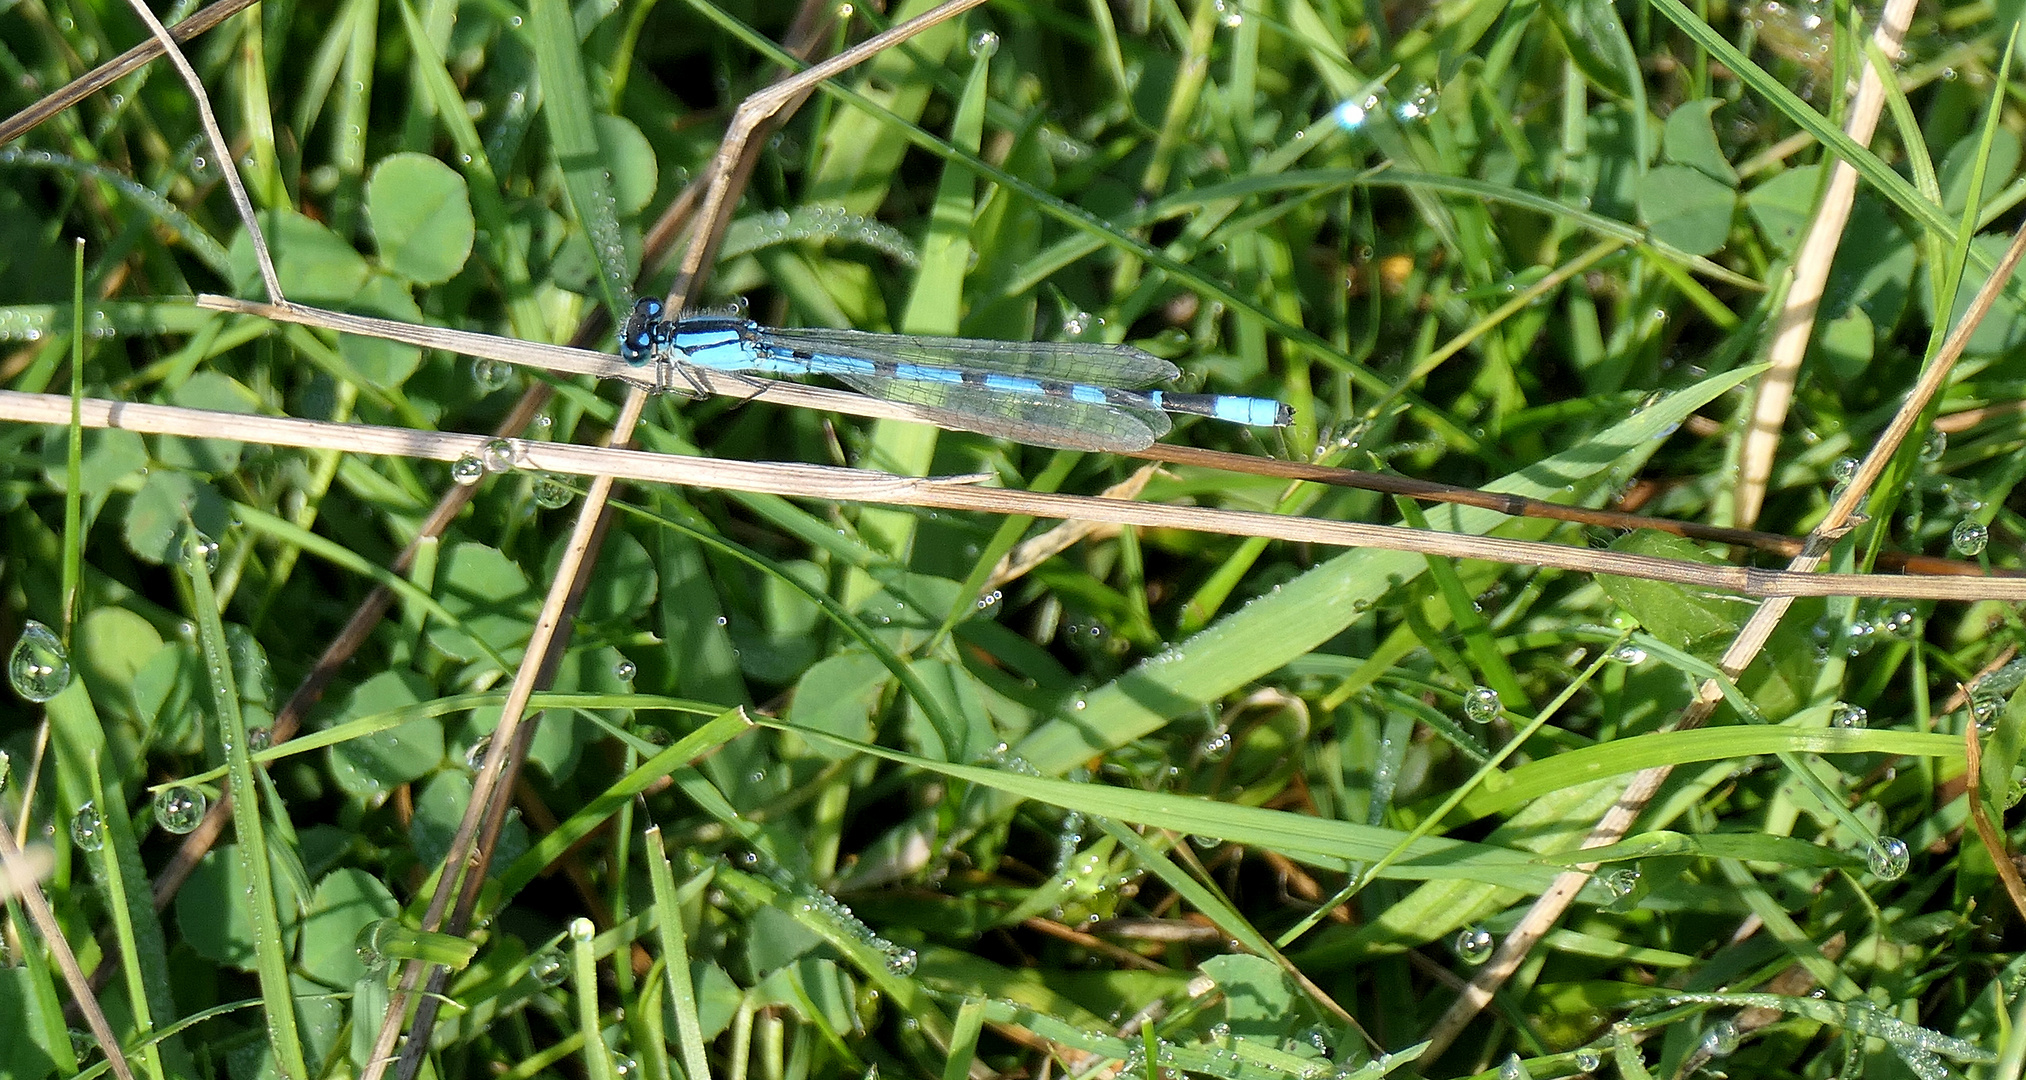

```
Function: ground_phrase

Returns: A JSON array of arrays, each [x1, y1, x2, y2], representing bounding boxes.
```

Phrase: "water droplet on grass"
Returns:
[[70, 803, 105, 852], [451, 455, 485, 485], [1701, 1019, 1739, 1056], [532, 474, 574, 508], [153, 786, 207, 833], [1953, 520, 1988, 556], [1454, 925, 1493, 964], [1867, 836, 1909, 879], [1463, 686, 1501, 724], [11, 621, 70, 703]]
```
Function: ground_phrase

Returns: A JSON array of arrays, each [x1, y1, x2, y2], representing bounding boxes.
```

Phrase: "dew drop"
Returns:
[[569, 917, 596, 942], [1952, 520, 1988, 556], [480, 438, 517, 473], [451, 454, 486, 485], [884, 948, 918, 976], [10, 620, 71, 703], [532, 474, 574, 508], [1700, 1019, 1739, 1056], [1866, 836, 1909, 880], [614, 658, 636, 682], [1574, 1049, 1601, 1072], [611, 1054, 638, 1078], [472, 357, 512, 392], [70, 803, 105, 852], [1921, 429, 1947, 463], [1463, 685, 1501, 724], [1453, 925, 1494, 964], [1831, 456, 1859, 483], [530, 948, 566, 986], [1830, 702, 1868, 729], [1608, 644, 1647, 665], [967, 30, 999, 57], [465, 735, 493, 770], [1498, 1053, 1528, 1080], [153, 785, 207, 833], [1602, 866, 1640, 898]]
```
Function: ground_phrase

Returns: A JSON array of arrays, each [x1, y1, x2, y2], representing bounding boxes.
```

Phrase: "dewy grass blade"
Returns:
[[84, 758, 165, 1080], [529, 0, 630, 322], [646, 828, 714, 1080], [181, 527, 311, 1080], [62, 240, 83, 640]]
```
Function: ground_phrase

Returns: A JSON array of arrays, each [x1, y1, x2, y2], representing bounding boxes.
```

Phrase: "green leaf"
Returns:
[[545, 527, 657, 623], [1662, 99, 1738, 183], [1541, 0, 1640, 101], [327, 670, 445, 798], [1924, 232, 2026, 354], [123, 471, 232, 565], [366, 151, 476, 285], [1597, 531, 1752, 655], [1817, 305, 1873, 383], [595, 114, 658, 217], [74, 607, 165, 734], [173, 844, 304, 970], [789, 652, 890, 753], [1743, 164, 1821, 257], [39, 426, 145, 496], [425, 541, 537, 661], [1939, 126, 2022, 218], [335, 274, 426, 387], [228, 210, 371, 303], [1202, 954, 1300, 1036], [1638, 164, 1737, 256], [297, 869, 399, 988], [0, 967, 65, 1080]]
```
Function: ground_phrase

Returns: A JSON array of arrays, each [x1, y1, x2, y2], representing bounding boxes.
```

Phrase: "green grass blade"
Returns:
[[180, 528, 309, 1080], [528, 0, 630, 320]]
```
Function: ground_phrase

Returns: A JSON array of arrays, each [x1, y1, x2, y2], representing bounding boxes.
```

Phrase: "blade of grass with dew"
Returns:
[[180, 527, 310, 1080], [774, 723, 1565, 887], [646, 827, 713, 1080], [83, 758, 164, 1080], [1454, 725, 1963, 820], [1010, 363, 1764, 776], [529, 0, 633, 321], [942, 996, 988, 1080]]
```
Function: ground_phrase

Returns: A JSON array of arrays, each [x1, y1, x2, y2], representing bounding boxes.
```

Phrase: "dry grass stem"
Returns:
[[3, 387, 2020, 602]]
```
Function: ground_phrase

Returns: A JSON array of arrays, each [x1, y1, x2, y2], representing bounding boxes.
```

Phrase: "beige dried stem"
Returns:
[[1733, 0, 1918, 526], [5, 387, 2025, 602], [354, 1, 992, 1076], [1419, 209, 2026, 1059]]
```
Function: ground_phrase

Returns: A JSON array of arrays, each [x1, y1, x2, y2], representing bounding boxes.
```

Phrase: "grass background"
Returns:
[[3, 0, 2026, 1076]]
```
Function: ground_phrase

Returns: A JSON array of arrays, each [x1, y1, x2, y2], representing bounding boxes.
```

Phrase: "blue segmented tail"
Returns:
[[618, 297, 1292, 452]]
